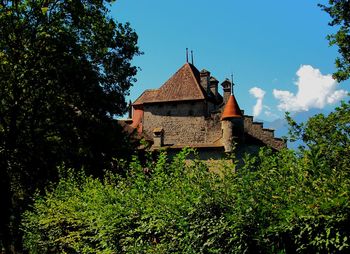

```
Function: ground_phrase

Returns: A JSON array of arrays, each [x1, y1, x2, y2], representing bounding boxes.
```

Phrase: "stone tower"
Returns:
[[221, 91, 243, 152]]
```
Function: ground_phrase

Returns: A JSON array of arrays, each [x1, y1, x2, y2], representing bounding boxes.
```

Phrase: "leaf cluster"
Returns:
[[319, 0, 350, 81]]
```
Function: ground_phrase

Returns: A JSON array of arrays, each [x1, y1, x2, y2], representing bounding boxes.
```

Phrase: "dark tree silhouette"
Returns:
[[0, 0, 140, 251]]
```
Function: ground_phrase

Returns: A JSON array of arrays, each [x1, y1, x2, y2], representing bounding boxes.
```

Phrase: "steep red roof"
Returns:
[[133, 89, 158, 105], [221, 94, 242, 120], [133, 63, 206, 105]]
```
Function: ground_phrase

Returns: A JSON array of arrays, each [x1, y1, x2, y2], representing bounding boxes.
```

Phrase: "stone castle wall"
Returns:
[[243, 116, 285, 150], [143, 101, 222, 145]]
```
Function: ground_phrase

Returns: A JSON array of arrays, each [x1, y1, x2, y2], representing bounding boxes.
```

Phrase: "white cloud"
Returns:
[[249, 87, 266, 117], [273, 65, 348, 112]]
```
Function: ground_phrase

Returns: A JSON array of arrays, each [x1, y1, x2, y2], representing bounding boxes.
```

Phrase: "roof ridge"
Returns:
[[185, 63, 207, 99], [132, 62, 211, 105], [154, 62, 206, 102]]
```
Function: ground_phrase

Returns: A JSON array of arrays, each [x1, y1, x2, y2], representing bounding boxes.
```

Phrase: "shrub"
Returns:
[[22, 102, 350, 253], [22, 149, 238, 253]]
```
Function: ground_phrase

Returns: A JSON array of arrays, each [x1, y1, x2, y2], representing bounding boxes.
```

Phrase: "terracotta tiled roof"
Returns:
[[221, 94, 242, 120], [133, 63, 206, 105], [133, 89, 158, 105]]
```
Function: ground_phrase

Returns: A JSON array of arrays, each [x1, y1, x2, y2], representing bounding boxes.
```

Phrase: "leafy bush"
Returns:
[[22, 149, 238, 253], [22, 102, 350, 253]]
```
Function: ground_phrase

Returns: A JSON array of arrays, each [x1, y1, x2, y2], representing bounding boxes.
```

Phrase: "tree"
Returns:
[[319, 0, 350, 82], [0, 0, 140, 251], [287, 101, 350, 170]]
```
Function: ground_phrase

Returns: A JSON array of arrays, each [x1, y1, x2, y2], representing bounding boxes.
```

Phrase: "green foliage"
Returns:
[[239, 147, 350, 253], [319, 0, 350, 81], [0, 0, 140, 251], [22, 101, 350, 253], [286, 100, 350, 171], [22, 149, 237, 253]]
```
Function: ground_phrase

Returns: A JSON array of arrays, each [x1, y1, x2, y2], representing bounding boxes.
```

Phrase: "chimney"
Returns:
[[200, 69, 210, 93], [221, 78, 232, 104], [209, 76, 219, 97], [153, 127, 164, 147]]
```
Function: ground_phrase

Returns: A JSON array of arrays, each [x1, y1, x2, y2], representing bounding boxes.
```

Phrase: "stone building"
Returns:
[[123, 62, 285, 160]]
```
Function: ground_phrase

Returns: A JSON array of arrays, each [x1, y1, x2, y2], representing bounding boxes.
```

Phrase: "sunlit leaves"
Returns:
[[319, 1, 350, 82], [22, 105, 350, 254]]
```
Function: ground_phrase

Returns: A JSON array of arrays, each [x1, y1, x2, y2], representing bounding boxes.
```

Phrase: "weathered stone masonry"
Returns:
[[143, 101, 222, 145]]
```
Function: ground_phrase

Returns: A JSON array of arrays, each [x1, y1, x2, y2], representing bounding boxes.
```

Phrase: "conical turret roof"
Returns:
[[221, 94, 242, 120]]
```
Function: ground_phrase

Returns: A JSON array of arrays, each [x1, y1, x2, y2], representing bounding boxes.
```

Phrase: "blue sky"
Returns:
[[111, 0, 348, 121]]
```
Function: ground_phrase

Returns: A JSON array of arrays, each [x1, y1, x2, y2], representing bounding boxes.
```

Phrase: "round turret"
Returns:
[[221, 94, 244, 152], [221, 94, 242, 120]]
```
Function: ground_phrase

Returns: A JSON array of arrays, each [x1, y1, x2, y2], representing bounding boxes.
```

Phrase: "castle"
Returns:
[[123, 62, 285, 160]]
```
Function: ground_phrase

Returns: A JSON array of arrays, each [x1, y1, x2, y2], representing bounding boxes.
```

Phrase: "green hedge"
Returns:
[[22, 149, 350, 253], [22, 102, 350, 253]]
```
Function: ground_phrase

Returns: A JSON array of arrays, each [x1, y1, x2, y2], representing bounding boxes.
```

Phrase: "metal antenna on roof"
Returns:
[[186, 48, 189, 62], [191, 50, 194, 65], [231, 73, 234, 95]]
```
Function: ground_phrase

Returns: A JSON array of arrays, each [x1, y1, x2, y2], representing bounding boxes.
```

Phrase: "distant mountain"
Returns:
[[291, 108, 331, 124], [260, 108, 332, 149]]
